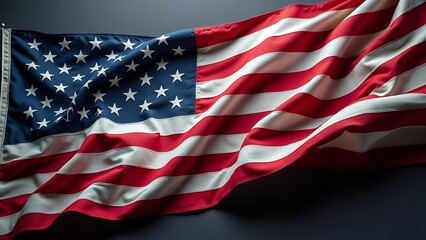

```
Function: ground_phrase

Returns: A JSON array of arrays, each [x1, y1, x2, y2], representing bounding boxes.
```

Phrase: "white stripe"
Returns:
[[392, 0, 425, 23], [197, 0, 401, 66], [253, 111, 331, 131], [58, 134, 245, 175], [319, 126, 426, 152], [342, 0, 398, 22], [197, 24, 426, 99], [371, 64, 426, 96], [0, 173, 55, 200]]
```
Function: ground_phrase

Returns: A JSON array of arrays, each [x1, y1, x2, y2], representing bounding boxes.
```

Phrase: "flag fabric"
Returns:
[[1, 0, 425, 238]]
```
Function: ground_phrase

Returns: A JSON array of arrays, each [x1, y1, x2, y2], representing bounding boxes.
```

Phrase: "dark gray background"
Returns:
[[2, 0, 426, 239]]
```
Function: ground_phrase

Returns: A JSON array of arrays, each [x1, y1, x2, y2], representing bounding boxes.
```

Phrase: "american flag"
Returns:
[[1, 0, 425, 238]]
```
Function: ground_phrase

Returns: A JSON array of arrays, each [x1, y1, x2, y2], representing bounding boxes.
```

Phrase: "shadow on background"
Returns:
[[15, 165, 426, 240]]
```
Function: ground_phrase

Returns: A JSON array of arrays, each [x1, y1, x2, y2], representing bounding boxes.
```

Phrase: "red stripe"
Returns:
[[410, 84, 426, 94], [0, 151, 77, 180], [197, 6, 397, 81], [0, 194, 30, 218], [244, 128, 314, 147], [195, 0, 367, 48]]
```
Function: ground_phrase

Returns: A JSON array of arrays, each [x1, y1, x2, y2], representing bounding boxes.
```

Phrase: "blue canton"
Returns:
[[5, 29, 196, 144]]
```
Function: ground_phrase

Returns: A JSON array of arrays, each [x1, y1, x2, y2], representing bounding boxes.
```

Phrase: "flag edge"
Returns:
[[0, 28, 12, 164]]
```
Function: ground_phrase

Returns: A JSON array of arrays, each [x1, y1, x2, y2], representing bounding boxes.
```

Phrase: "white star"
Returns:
[[40, 70, 54, 81], [109, 76, 121, 87], [97, 67, 109, 77], [82, 80, 93, 89], [54, 107, 67, 116], [170, 70, 185, 82], [40, 96, 53, 109], [43, 51, 57, 63], [54, 83, 68, 93], [54, 116, 62, 123], [74, 50, 88, 63], [92, 90, 106, 102], [58, 63, 72, 74], [90, 63, 101, 73], [139, 73, 153, 86], [108, 103, 121, 116], [37, 118, 50, 129], [155, 58, 169, 71], [154, 85, 168, 98], [156, 35, 170, 45], [28, 39, 41, 51], [89, 37, 103, 50], [69, 92, 78, 104], [122, 39, 135, 50], [141, 45, 155, 59], [72, 74, 85, 82], [114, 55, 125, 62], [139, 100, 152, 113], [125, 60, 139, 72], [172, 46, 185, 56], [55, 108, 73, 123], [106, 50, 118, 61], [25, 85, 38, 96], [23, 106, 37, 119], [169, 96, 183, 109], [58, 37, 72, 50], [95, 108, 103, 115], [26, 61, 40, 70], [77, 107, 90, 120], [123, 88, 137, 101]]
